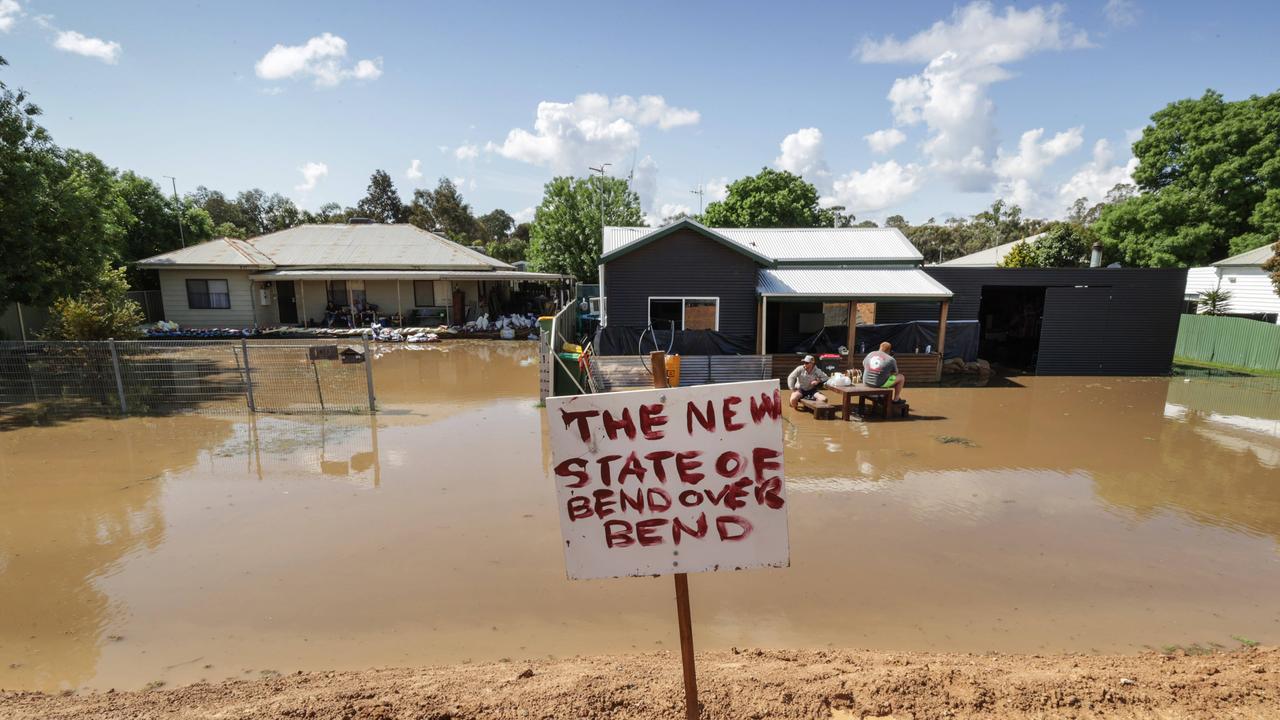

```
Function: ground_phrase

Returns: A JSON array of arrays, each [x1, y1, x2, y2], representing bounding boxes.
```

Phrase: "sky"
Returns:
[[3, 0, 1278, 226]]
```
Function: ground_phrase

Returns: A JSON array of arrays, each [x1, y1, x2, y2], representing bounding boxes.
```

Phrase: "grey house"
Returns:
[[598, 219, 954, 372]]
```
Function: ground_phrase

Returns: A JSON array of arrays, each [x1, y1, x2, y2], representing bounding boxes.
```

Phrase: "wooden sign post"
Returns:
[[545, 353, 788, 720], [651, 352, 699, 720]]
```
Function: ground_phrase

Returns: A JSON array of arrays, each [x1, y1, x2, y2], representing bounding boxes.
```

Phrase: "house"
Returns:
[[1184, 244, 1280, 324], [936, 232, 1045, 267], [598, 218, 954, 378], [136, 221, 566, 328]]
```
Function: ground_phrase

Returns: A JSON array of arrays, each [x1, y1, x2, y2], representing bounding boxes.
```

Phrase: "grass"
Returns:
[[1174, 356, 1280, 379], [1232, 635, 1260, 648]]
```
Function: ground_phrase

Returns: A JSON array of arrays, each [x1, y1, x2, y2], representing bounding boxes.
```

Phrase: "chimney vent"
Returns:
[[349, 217, 375, 225]]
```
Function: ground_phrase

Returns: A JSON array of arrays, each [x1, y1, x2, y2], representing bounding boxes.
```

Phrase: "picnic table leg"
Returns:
[[841, 392, 851, 421], [882, 394, 890, 419], [858, 396, 865, 417]]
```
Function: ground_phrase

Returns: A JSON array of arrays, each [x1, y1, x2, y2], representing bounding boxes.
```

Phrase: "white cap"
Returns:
[[803, 354, 815, 363]]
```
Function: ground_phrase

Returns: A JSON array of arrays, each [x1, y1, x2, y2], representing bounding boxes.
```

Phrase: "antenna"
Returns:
[[690, 185, 705, 214]]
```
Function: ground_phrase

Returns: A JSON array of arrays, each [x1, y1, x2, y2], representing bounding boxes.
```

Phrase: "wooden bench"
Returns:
[[799, 396, 836, 420], [823, 384, 907, 420]]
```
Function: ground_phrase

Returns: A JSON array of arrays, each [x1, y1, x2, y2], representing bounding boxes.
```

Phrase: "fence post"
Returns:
[[362, 336, 376, 412], [241, 338, 257, 412], [108, 337, 128, 414]]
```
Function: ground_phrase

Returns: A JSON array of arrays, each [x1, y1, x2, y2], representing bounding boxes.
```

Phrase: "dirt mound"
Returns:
[[3, 647, 1277, 719]]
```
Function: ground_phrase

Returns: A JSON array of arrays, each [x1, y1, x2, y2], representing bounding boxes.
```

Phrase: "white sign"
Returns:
[[546, 379, 788, 580]]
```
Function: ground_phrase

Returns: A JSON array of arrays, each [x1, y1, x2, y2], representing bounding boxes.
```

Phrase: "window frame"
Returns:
[[413, 280, 436, 307], [185, 278, 231, 310], [646, 296, 719, 331]]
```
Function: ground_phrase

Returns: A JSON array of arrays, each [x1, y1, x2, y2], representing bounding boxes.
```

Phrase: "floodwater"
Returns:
[[2, 343, 1279, 692]]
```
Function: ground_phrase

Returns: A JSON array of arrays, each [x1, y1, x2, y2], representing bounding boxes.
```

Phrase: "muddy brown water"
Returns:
[[2, 341, 1278, 692]]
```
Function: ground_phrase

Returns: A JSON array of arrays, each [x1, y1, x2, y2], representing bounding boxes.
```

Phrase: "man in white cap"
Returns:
[[787, 354, 829, 410]]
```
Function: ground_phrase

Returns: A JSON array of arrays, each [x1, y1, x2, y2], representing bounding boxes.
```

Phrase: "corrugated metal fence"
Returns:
[[0, 339, 375, 419], [588, 355, 772, 392], [1176, 314, 1280, 372]]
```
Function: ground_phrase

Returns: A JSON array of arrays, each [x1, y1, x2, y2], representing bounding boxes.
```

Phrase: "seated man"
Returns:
[[862, 341, 906, 402], [324, 301, 340, 328], [787, 354, 829, 410]]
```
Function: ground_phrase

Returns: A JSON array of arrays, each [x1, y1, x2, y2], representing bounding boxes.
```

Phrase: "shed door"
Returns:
[[1036, 286, 1111, 375]]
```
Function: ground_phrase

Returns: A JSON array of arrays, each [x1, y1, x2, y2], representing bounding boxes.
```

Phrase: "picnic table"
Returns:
[[822, 383, 899, 421]]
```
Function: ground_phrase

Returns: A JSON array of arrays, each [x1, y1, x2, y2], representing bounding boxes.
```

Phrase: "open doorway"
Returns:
[[977, 286, 1045, 370]]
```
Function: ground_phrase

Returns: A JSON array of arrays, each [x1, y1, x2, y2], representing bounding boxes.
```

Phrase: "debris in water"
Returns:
[[936, 435, 978, 447]]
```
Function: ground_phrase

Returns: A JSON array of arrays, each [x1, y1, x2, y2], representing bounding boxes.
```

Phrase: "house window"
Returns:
[[648, 297, 719, 331], [326, 280, 366, 308], [326, 280, 347, 305], [413, 280, 436, 306], [186, 279, 231, 309]]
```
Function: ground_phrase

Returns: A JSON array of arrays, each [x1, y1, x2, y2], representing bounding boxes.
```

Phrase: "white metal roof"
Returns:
[[1213, 243, 1278, 267], [603, 224, 923, 263], [250, 269, 566, 281], [937, 233, 1045, 267], [757, 268, 953, 300], [138, 224, 513, 270], [135, 237, 274, 267]]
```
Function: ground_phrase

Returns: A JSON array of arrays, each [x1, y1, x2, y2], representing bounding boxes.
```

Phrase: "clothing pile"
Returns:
[[143, 322, 256, 338]]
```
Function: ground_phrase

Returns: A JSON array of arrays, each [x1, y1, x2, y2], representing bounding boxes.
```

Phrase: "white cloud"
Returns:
[[255, 33, 382, 88], [631, 155, 659, 214], [487, 93, 699, 173], [512, 206, 535, 224], [406, 159, 423, 181], [259, 86, 285, 96], [295, 161, 328, 192], [0, 0, 21, 32], [993, 127, 1084, 214], [865, 128, 907, 154], [861, 2, 1090, 191], [830, 160, 924, 213], [775, 127, 830, 190], [1104, 0, 1139, 28], [704, 177, 730, 203], [454, 144, 479, 161], [452, 176, 476, 191], [53, 30, 121, 63], [660, 203, 692, 218], [1057, 139, 1137, 209]]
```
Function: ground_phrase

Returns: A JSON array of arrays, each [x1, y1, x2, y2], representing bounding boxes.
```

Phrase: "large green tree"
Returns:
[[355, 169, 407, 223], [407, 177, 483, 243], [116, 172, 215, 288], [1096, 89, 1280, 266], [998, 222, 1092, 268], [701, 168, 833, 227], [1, 57, 129, 306], [528, 175, 642, 281]]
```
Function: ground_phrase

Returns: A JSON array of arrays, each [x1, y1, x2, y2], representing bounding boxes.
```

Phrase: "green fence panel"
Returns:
[[1176, 314, 1280, 372]]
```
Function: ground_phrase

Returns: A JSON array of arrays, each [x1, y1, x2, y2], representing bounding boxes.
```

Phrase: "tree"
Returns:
[[885, 215, 909, 230], [701, 168, 833, 228], [998, 241, 1039, 268], [1034, 223, 1092, 267], [355, 169, 406, 223], [116, 172, 214, 289], [1095, 89, 1280, 266], [405, 188, 435, 231], [477, 208, 515, 243], [528, 175, 642, 280], [1196, 288, 1233, 316], [43, 264, 144, 340], [1264, 242, 1280, 296], [409, 178, 482, 243], [263, 193, 301, 232], [187, 186, 246, 231]]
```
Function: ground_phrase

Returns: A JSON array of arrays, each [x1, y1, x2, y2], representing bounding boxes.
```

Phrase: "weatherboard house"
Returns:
[[1184, 244, 1280, 324], [137, 222, 564, 328]]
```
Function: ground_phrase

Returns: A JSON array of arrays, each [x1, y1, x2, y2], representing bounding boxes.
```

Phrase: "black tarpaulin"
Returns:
[[793, 320, 980, 362]]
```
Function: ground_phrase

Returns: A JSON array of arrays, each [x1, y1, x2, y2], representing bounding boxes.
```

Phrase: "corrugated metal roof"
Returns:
[[137, 224, 513, 270], [603, 224, 922, 263], [1213, 243, 1277, 267], [250, 269, 566, 281], [136, 237, 274, 267], [757, 268, 953, 299], [937, 233, 1044, 267]]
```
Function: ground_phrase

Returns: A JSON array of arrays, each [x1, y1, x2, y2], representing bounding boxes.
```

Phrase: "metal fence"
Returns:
[[0, 338, 376, 420], [588, 355, 773, 392], [1176, 314, 1280, 372]]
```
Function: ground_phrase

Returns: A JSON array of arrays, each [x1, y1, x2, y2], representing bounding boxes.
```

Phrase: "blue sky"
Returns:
[[3, 0, 1278, 225]]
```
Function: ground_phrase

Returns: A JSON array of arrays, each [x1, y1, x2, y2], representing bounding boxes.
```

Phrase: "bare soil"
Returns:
[[4, 647, 1277, 720]]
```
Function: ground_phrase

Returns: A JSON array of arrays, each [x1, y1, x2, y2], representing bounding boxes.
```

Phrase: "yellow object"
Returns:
[[665, 354, 681, 387], [561, 342, 583, 354]]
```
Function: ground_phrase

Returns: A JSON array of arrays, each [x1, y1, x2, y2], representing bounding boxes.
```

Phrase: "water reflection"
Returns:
[[2, 344, 1279, 693]]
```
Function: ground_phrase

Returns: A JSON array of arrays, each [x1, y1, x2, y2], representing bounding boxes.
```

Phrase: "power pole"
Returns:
[[588, 163, 612, 236], [690, 185, 705, 215], [163, 175, 187, 247]]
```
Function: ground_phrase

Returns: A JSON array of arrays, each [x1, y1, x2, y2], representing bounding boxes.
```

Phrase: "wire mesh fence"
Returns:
[[0, 339, 375, 420]]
